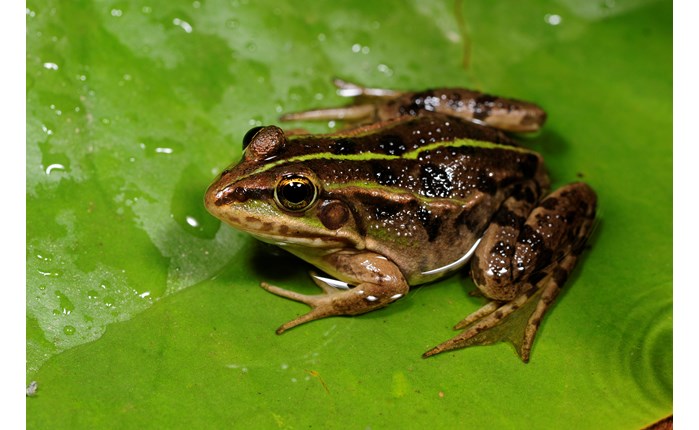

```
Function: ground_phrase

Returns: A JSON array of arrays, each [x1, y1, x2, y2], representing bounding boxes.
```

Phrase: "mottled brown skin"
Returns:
[[205, 82, 597, 362]]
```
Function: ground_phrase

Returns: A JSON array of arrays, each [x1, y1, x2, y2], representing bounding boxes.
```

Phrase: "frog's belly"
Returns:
[[366, 233, 482, 286], [413, 237, 481, 284]]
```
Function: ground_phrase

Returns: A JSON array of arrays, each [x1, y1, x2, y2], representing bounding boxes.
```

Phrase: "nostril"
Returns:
[[232, 187, 248, 202], [215, 186, 248, 206]]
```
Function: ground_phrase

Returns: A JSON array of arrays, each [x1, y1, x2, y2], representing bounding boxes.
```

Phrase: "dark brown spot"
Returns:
[[541, 197, 560, 210], [473, 94, 499, 120], [420, 164, 452, 198], [552, 266, 569, 286], [372, 162, 398, 186], [475, 172, 498, 195], [518, 154, 540, 179], [510, 184, 537, 204], [378, 134, 407, 156], [416, 206, 442, 242], [318, 201, 349, 230], [489, 240, 514, 260], [332, 138, 356, 155], [528, 271, 547, 286], [493, 209, 525, 228]]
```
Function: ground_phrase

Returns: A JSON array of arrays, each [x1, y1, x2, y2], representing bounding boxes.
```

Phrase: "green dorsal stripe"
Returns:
[[244, 138, 532, 179]]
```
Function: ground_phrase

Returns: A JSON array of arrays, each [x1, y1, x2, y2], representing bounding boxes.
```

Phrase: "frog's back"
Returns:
[[284, 115, 547, 283]]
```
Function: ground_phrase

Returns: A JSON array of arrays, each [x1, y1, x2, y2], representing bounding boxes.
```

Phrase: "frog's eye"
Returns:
[[242, 126, 265, 150], [274, 174, 318, 212]]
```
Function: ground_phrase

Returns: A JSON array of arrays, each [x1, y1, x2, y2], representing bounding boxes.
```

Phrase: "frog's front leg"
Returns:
[[424, 182, 597, 362], [261, 251, 409, 334]]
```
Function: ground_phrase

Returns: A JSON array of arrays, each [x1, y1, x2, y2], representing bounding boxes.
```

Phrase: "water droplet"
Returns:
[[351, 43, 361, 53], [43, 62, 59, 71], [26, 8, 36, 17], [55, 290, 75, 315], [139, 291, 151, 299], [63, 325, 76, 335], [185, 216, 199, 227], [192, 1, 201, 8], [173, 18, 193, 33], [142, 6, 152, 14], [544, 14, 562, 25], [317, 33, 326, 42], [225, 18, 239, 29], [111, 9, 123, 17], [246, 42, 257, 52], [155, 147, 173, 154], [377, 63, 393, 76], [45, 163, 65, 175]]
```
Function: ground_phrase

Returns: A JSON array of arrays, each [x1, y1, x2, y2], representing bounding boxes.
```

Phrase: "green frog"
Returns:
[[205, 79, 596, 362]]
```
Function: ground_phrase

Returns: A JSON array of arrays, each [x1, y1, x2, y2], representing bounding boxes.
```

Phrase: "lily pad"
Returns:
[[26, 0, 672, 428]]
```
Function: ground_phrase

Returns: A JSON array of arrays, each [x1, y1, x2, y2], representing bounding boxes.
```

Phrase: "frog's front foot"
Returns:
[[261, 252, 409, 334]]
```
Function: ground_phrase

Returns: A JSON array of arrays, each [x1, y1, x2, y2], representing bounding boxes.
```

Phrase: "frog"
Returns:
[[204, 79, 596, 362]]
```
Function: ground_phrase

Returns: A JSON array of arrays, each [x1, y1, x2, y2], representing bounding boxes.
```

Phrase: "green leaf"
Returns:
[[27, 0, 672, 428]]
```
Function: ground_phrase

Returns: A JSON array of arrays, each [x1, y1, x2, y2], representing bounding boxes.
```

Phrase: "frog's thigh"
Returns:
[[472, 182, 596, 300], [262, 251, 409, 334]]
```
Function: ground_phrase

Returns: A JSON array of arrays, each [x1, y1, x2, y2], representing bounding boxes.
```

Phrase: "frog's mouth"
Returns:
[[248, 230, 352, 249], [212, 207, 360, 250]]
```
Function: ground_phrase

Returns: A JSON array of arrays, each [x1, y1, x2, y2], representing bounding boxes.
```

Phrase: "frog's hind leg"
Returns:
[[424, 182, 597, 362], [423, 254, 576, 362]]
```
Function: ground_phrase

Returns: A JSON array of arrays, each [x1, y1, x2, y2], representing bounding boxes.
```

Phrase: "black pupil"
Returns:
[[242, 126, 264, 149], [282, 181, 310, 204]]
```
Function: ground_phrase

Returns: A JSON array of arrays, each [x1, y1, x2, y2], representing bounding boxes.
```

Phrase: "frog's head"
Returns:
[[205, 126, 361, 249]]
